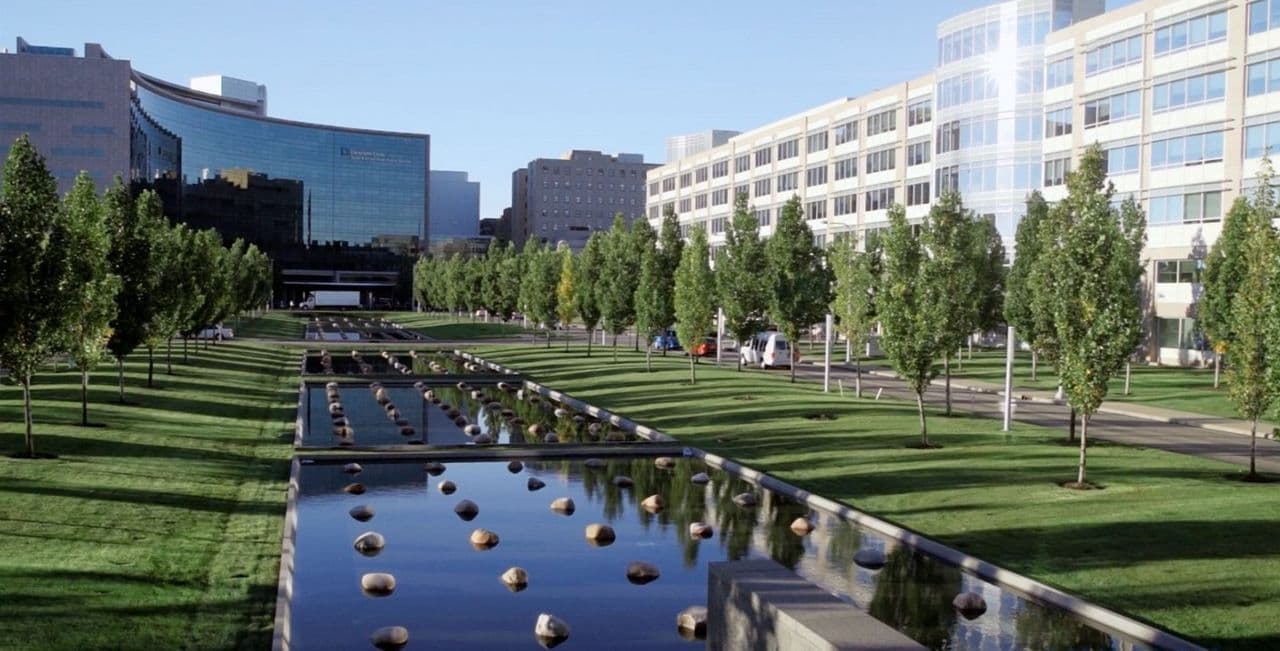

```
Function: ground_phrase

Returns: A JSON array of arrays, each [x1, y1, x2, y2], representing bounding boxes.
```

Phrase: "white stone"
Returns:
[[640, 494, 665, 513], [549, 497, 575, 514], [689, 522, 713, 539], [470, 528, 500, 549], [463, 424, 480, 436], [534, 613, 570, 645], [584, 523, 616, 546], [501, 566, 529, 591], [654, 456, 675, 469], [360, 572, 396, 596], [790, 517, 815, 535]]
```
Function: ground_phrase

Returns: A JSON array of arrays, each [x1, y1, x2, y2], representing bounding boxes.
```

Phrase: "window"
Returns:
[[734, 184, 749, 200], [833, 193, 857, 216], [753, 208, 771, 226], [865, 187, 895, 211], [776, 172, 799, 193], [1156, 317, 1201, 349], [1104, 144, 1140, 175], [712, 188, 729, 206], [1084, 35, 1143, 76], [866, 109, 897, 137], [712, 160, 729, 178], [1150, 131, 1224, 168], [1045, 106, 1073, 137], [935, 117, 998, 154], [1149, 191, 1223, 224], [710, 217, 726, 234], [1017, 68, 1044, 94], [865, 148, 896, 174], [833, 157, 858, 180], [679, 198, 692, 213], [662, 201, 675, 215], [1018, 11, 1051, 46], [695, 167, 708, 183], [935, 165, 958, 195], [754, 148, 772, 167], [937, 20, 999, 65], [1046, 57, 1073, 89], [1045, 157, 1071, 187], [695, 193, 708, 209], [1083, 90, 1141, 128], [661, 177, 676, 192], [907, 99, 932, 126], [1156, 11, 1227, 54], [936, 71, 999, 109], [1245, 121, 1280, 158], [1014, 112, 1043, 142], [754, 178, 771, 197], [807, 130, 829, 153], [906, 181, 931, 206], [907, 141, 931, 166], [806, 164, 828, 187], [1154, 71, 1226, 111], [833, 120, 858, 145], [1249, 0, 1280, 34], [734, 154, 751, 173], [777, 139, 799, 160], [1156, 259, 1204, 284], [648, 182, 659, 196], [679, 172, 692, 188], [648, 205, 660, 220], [808, 199, 829, 220]]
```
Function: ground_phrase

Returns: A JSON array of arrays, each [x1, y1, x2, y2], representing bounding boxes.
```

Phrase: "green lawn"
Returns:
[[470, 344, 1280, 650], [378, 311, 533, 339], [927, 349, 1248, 421], [0, 342, 296, 650], [233, 311, 307, 340]]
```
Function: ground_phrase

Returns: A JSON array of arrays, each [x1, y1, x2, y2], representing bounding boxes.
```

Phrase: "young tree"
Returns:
[[0, 135, 74, 457], [1004, 192, 1049, 380], [634, 244, 665, 372], [765, 196, 832, 382], [970, 217, 1006, 350], [106, 180, 155, 403], [674, 226, 717, 384], [879, 205, 944, 446], [555, 246, 576, 351], [445, 252, 468, 319], [575, 234, 604, 356], [829, 234, 875, 397], [519, 240, 559, 345], [60, 172, 121, 426], [718, 192, 769, 370], [480, 239, 506, 319], [656, 206, 683, 355], [1202, 197, 1256, 388], [140, 219, 188, 387], [597, 214, 641, 360], [922, 192, 979, 416], [1047, 145, 1146, 487], [629, 219, 658, 351], [1229, 198, 1277, 480]]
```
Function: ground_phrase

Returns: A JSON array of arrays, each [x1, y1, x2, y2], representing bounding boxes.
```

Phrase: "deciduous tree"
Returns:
[[829, 234, 875, 397], [575, 234, 604, 356], [764, 196, 832, 382], [718, 192, 769, 370], [675, 226, 716, 384], [555, 246, 576, 351]]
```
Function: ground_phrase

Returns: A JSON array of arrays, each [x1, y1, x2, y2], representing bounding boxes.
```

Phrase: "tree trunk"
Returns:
[[967, 336, 973, 360], [944, 354, 952, 416], [117, 357, 125, 403], [633, 329, 639, 352], [147, 346, 155, 388], [845, 339, 851, 363], [1250, 417, 1258, 479], [21, 374, 35, 458], [586, 328, 593, 357], [789, 352, 796, 383], [81, 369, 90, 427], [183, 337, 189, 363], [645, 346, 652, 373], [689, 352, 696, 384], [1031, 350, 1038, 382], [1124, 361, 1131, 395], [1213, 355, 1220, 389], [854, 356, 862, 398], [564, 329, 570, 352], [1068, 407, 1076, 443], [916, 391, 928, 447], [166, 338, 173, 375], [956, 346, 963, 371], [545, 329, 551, 349], [1077, 412, 1090, 485], [612, 333, 617, 362]]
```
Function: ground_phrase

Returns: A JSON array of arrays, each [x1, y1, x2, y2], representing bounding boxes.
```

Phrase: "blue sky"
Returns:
[[4, 0, 1131, 219]]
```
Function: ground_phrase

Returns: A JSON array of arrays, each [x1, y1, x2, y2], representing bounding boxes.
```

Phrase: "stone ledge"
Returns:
[[708, 560, 925, 651]]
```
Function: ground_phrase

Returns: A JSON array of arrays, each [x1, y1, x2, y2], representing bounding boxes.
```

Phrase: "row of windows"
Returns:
[[1152, 132, 1225, 169], [907, 100, 932, 127], [1156, 317, 1201, 350], [834, 157, 858, 180], [833, 121, 857, 145], [807, 131, 828, 153], [1155, 11, 1227, 56], [777, 171, 799, 192], [806, 165, 827, 187], [695, 167, 708, 183], [935, 161, 1041, 196], [1156, 259, 1203, 283], [1083, 90, 1141, 128], [865, 187, 895, 211], [866, 109, 897, 137], [1105, 144, 1140, 175], [1153, 71, 1225, 113], [936, 117, 998, 154], [754, 178, 771, 197], [0, 96, 105, 109], [735, 154, 750, 173], [865, 148, 896, 174], [1045, 107, 1073, 138], [541, 194, 641, 206], [1044, 157, 1071, 187], [1084, 35, 1143, 77], [906, 181, 930, 206], [1149, 192, 1223, 225], [1046, 57, 1073, 89], [807, 199, 828, 221], [937, 20, 999, 66], [1248, 0, 1280, 35], [541, 165, 642, 177], [1246, 120, 1280, 158], [679, 198, 691, 212], [832, 193, 856, 216], [907, 141, 930, 166], [712, 160, 729, 178], [1017, 11, 1052, 47], [778, 139, 799, 160], [1247, 57, 1280, 97], [937, 71, 998, 110], [754, 148, 772, 167], [679, 172, 692, 188], [712, 188, 729, 206]]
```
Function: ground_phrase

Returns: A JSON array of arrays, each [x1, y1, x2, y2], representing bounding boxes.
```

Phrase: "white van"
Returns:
[[741, 332, 793, 369]]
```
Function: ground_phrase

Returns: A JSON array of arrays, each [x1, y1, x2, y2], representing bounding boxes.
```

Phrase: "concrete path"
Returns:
[[763, 356, 1280, 475]]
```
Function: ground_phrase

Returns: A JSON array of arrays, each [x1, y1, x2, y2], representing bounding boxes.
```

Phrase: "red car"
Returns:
[[691, 336, 717, 357]]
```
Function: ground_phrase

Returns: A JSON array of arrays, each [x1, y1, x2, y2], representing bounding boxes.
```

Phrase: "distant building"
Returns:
[[665, 129, 739, 161], [187, 74, 267, 116], [428, 170, 480, 250], [510, 150, 656, 251], [479, 208, 511, 243]]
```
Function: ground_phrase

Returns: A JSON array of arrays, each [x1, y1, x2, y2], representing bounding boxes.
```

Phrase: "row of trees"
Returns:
[[0, 135, 273, 457]]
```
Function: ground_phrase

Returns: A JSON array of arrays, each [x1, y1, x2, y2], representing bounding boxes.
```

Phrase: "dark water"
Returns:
[[302, 381, 642, 448], [304, 317, 425, 342], [287, 457, 1143, 650], [303, 351, 467, 376]]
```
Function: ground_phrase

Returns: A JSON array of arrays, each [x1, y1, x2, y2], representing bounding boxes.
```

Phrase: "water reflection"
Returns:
[[288, 457, 1142, 650]]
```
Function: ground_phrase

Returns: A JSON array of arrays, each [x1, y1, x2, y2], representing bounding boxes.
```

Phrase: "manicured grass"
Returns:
[[470, 343, 1280, 650], [0, 342, 297, 650], [378, 311, 534, 339], [928, 349, 1250, 421], [233, 311, 307, 340]]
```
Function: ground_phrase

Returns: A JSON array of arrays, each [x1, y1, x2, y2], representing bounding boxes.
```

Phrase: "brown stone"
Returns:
[[370, 626, 409, 651], [953, 592, 987, 620], [454, 499, 479, 520], [790, 517, 815, 536], [424, 461, 446, 476], [438, 480, 457, 495], [508, 460, 524, 473], [470, 528, 500, 549], [360, 572, 396, 596], [343, 483, 366, 495], [654, 456, 675, 469], [625, 561, 660, 585], [349, 504, 375, 522], [584, 523, 616, 546], [611, 475, 634, 488], [353, 531, 385, 556], [732, 492, 757, 507], [527, 477, 546, 491], [549, 497, 575, 515], [689, 522, 713, 539], [675, 606, 708, 640], [640, 494, 665, 513]]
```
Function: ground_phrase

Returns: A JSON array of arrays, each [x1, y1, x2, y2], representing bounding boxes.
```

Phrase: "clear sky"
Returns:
[[4, 0, 1131, 220]]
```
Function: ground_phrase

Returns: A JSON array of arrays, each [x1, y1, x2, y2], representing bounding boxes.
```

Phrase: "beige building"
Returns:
[[649, 0, 1270, 365]]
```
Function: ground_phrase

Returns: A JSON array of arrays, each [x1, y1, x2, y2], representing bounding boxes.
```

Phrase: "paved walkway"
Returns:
[[761, 356, 1280, 475]]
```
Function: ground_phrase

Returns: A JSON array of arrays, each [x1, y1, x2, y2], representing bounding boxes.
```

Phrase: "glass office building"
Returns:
[[130, 72, 429, 306]]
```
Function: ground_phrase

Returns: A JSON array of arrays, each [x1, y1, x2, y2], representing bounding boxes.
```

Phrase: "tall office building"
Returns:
[[510, 150, 656, 251], [665, 129, 740, 161], [648, 0, 1269, 364], [0, 38, 430, 306], [428, 170, 481, 254]]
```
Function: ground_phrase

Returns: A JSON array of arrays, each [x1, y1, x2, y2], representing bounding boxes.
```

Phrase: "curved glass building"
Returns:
[[130, 72, 429, 306]]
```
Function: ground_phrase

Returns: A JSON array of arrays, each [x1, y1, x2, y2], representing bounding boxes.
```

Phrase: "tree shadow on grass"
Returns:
[[0, 478, 285, 517]]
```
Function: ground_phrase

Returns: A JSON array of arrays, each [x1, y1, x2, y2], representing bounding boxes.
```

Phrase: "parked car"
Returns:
[[652, 329, 681, 351], [741, 331, 793, 368], [691, 334, 717, 357]]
